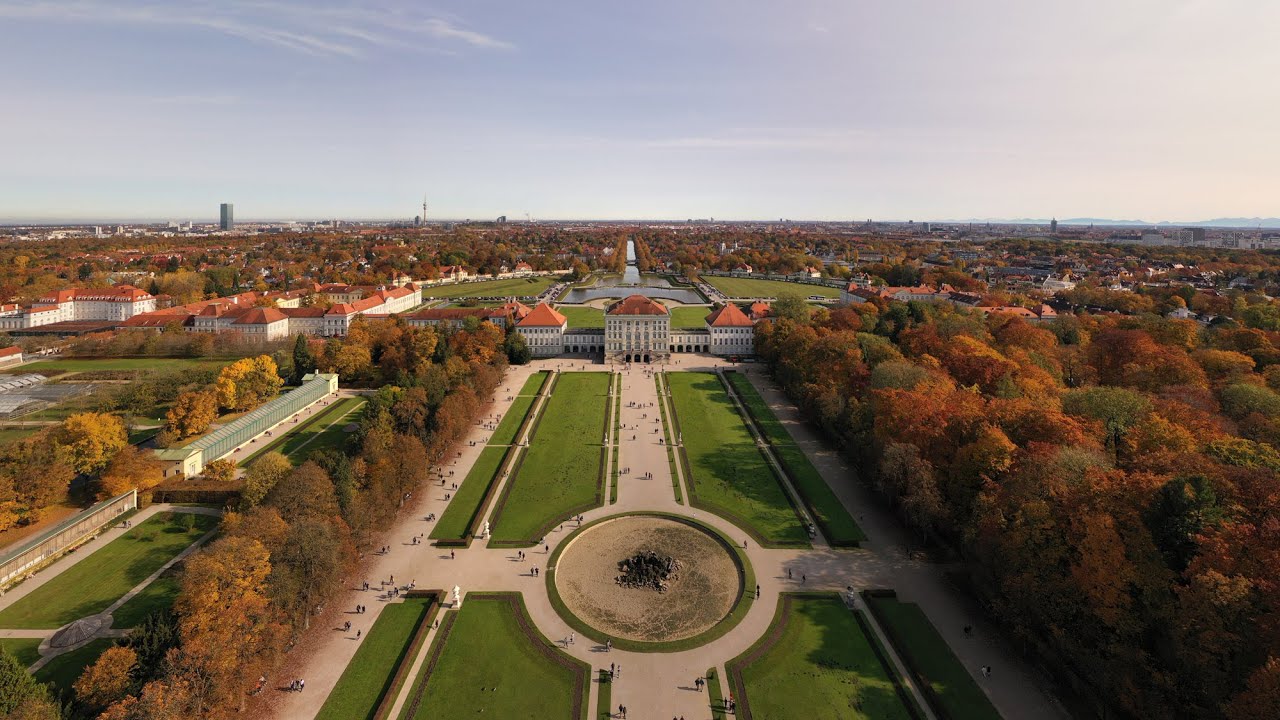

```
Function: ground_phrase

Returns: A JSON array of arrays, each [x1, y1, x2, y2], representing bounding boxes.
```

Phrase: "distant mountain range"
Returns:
[[964, 217, 1280, 229]]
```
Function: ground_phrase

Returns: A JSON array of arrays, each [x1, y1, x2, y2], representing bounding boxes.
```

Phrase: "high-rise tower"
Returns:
[[220, 203, 234, 230]]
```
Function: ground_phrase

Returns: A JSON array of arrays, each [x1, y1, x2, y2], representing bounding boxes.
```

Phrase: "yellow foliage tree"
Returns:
[[201, 458, 236, 483], [58, 412, 127, 475], [97, 446, 164, 500], [214, 355, 283, 412], [166, 390, 218, 438], [74, 645, 137, 711]]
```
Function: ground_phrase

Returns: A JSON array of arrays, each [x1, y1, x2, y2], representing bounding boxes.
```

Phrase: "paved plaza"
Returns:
[[255, 356, 1068, 720]]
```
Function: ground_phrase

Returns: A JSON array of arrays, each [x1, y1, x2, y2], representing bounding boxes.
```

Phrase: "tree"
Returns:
[[291, 335, 316, 384], [241, 453, 292, 509], [0, 647, 55, 717], [771, 293, 809, 322], [264, 462, 339, 523], [98, 445, 163, 499], [214, 356, 283, 412], [1062, 386, 1151, 458], [1146, 476, 1223, 573], [166, 390, 218, 438], [1226, 657, 1280, 720], [58, 412, 128, 475], [504, 329, 532, 364], [201, 459, 236, 484], [75, 645, 138, 711]]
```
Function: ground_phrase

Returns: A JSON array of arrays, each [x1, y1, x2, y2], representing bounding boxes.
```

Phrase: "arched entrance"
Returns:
[[643, 354, 651, 363], [624, 354, 633, 363]]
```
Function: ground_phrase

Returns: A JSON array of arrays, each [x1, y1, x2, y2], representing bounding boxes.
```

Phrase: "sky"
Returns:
[[1, 0, 1278, 222]]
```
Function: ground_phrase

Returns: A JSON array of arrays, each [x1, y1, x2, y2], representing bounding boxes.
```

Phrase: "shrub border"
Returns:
[[543, 511, 755, 653]]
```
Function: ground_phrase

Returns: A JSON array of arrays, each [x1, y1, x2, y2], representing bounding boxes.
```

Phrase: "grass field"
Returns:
[[703, 276, 840, 299], [0, 512, 217, 629], [489, 395, 534, 446], [404, 595, 588, 720], [0, 637, 42, 667], [517, 371, 549, 396], [20, 358, 230, 373], [707, 667, 727, 720], [667, 373, 807, 546], [110, 572, 179, 628], [668, 305, 712, 328], [420, 276, 559, 299], [733, 594, 915, 720], [0, 427, 40, 445], [246, 397, 366, 465], [316, 595, 436, 720], [557, 305, 604, 328], [726, 373, 865, 545], [34, 637, 116, 695], [867, 593, 1002, 720], [430, 446, 507, 541], [491, 373, 608, 543]]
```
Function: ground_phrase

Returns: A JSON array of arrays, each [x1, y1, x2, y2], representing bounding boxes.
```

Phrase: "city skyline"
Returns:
[[2, 0, 1279, 221]]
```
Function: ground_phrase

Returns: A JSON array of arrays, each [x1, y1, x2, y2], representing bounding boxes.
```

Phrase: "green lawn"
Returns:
[[557, 305, 604, 328], [732, 594, 915, 720], [596, 670, 612, 720], [0, 427, 40, 445], [246, 397, 366, 465], [0, 638, 42, 667], [0, 512, 217, 629], [403, 594, 588, 720], [867, 593, 1002, 720], [667, 373, 807, 546], [490, 373, 608, 543], [19, 358, 230, 373], [489, 395, 534, 446], [110, 572, 179, 628], [34, 637, 116, 695], [316, 595, 436, 720], [430, 447, 507, 542], [669, 306, 712, 328], [517, 371, 549, 396], [726, 373, 865, 546], [420, 276, 559, 298], [703, 276, 840, 299], [707, 666, 727, 720]]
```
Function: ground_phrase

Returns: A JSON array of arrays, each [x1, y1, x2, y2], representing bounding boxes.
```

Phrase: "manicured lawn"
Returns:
[[517, 371, 549, 396], [669, 305, 712, 328], [404, 594, 588, 720], [732, 595, 915, 720], [867, 594, 1002, 720], [667, 372, 807, 546], [726, 373, 865, 545], [489, 395, 534, 446], [0, 427, 40, 445], [20, 358, 229, 373], [707, 666, 727, 720], [490, 373, 608, 543], [557, 305, 604, 328], [703, 276, 840, 299], [34, 637, 116, 694], [0, 512, 217, 629], [430, 447, 507, 541], [420, 276, 559, 298], [245, 397, 366, 465], [110, 572, 179, 628], [596, 670, 612, 720], [0, 638, 42, 667], [316, 595, 436, 720]]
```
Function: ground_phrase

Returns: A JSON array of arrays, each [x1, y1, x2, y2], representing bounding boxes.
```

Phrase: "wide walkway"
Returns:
[[262, 357, 1067, 720]]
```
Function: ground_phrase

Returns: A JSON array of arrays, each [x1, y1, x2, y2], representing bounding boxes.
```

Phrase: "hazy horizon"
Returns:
[[2, 1, 1278, 222]]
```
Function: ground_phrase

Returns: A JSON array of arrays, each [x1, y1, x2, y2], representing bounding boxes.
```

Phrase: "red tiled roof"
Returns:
[[234, 307, 287, 325], [606, 295, 668, 316], [326, 302, 356, 316], [0, 346, 21, 358], [706, 303, 754, 327], [282, 307, 327, 318], [518, 303, 568, 327]]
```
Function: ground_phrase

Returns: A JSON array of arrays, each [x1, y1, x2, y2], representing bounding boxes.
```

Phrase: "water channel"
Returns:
[[560, 240, 705, 304]]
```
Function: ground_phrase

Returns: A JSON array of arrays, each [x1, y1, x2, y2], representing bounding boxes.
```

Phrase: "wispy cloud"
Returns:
[[0, 1, 513, 57]]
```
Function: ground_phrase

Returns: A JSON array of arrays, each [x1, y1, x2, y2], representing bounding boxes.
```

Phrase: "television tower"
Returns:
[[422, 196, 428, 225]]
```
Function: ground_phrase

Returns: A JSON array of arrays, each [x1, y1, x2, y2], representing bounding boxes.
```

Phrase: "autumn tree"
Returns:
[[58, 412, 128, 475], [240, 452, 291, 509], [74, 645, 138, 712], [201, 459, 236, 484], [214, 355, 284, 412], [165, 390, 218, 438], [98, 445, 163, 499], [0, 647, 57, 718]]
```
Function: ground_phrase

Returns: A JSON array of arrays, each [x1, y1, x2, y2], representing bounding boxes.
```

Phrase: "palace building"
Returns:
[[605, 294, 671, 364]]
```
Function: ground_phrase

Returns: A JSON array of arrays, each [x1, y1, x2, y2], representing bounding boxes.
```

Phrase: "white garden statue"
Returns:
[[452, 585, 462, 609], [482, 520, 490, 538]]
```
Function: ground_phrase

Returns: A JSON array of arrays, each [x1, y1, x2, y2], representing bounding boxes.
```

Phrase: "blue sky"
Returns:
[[1, 0, 1277, 222]]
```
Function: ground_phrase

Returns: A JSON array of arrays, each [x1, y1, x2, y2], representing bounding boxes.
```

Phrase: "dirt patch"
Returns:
[[554, 516, 741, 643]]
